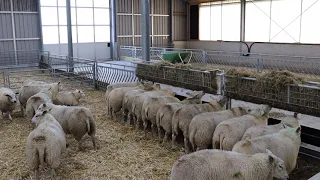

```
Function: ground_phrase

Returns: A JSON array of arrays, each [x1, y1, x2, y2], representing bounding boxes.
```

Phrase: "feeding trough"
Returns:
[[160, 51, 191, 64]]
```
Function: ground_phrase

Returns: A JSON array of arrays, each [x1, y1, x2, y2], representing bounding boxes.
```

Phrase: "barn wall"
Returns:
[[117, 0, 187, 47], [186, 41, 320, 57], [0, 0, 40, 53]]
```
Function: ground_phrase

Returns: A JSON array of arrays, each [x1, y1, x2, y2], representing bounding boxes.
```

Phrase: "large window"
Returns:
[[199, 1, 241, 41], [199, 0, 320, 44], [40, 0, 110, 45]]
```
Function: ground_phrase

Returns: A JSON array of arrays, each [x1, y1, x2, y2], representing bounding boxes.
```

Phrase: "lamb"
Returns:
[[188, 106, 252, 151], [170, 149, 289, 180], [0, 88, 18, 120], [107, 82, 156, 121], [53, 89, 85, 106], [25, 86, 59, 119], [156, 91, 205, 145], [132, 89, 176, 130], [172, 97, 228, 153], [233, 127, 301, 174], [26, 109, 66, 180], [212, 104, 272, 151], [18, 82, 62, 115], [141, 95, 180, 135], [36, 103, 96, 150]]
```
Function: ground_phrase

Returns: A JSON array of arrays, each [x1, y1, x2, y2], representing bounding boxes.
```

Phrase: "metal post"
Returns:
[[37, 0, 44, 52], [93, 60, 97, 89], [110, 0, 118, 60], [240, 0, 246, 53], [168, 0, 173, 45], [10, 0, 17, 65], [66, 0, 74, 72], [141, 0, 151, 62], [202, 50, 206, 64], [186, 2, 189, 41]]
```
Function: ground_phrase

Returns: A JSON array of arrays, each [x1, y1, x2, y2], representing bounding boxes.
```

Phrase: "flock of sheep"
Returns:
[[0, 78, 302, 180], [0, 79, 93, 180], [105, 81, 301, 180]]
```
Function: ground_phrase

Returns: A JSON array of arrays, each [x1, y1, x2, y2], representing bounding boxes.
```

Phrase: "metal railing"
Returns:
[[119, 45, 320, 80]]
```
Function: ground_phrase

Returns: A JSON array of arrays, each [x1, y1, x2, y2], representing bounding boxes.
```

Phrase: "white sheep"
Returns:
[[0, 88, 18, 120], [107, 82, 156, 121], [53, 89, 85, 106], [19, 82, 62, 115], [172, 97, 227, 153], [132, 89, 176, 130], [170, 149, 289, 180], [212, 104, 272, 151], [26, 110, 66, 180], [141, 95, 180, 135], [36, 103, 96, 150], [242, 123, 287, 141], [188, 106, 252, 151], [122, 89, 148, 125], [233, 127, 301, 174], [156, 91, 205, 146], [25, 86, 59, 119]]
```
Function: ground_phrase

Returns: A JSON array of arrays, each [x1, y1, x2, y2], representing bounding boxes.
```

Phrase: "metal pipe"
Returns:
[[141, 0, 151, 61], [10, 0, 17, 65], [110, 0, 118, 60], [37, 0, 43, 52], [66, 0, 74, 72], [240, 0, 246, 52], [168, 0, 173, 45]]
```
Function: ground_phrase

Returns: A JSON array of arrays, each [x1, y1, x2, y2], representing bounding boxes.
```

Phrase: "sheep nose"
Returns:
[[285, 176, 290, 180], [13, 101, 17, 103]]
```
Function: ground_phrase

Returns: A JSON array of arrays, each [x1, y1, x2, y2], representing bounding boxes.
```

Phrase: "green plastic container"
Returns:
[[161, 52, 190, 64]]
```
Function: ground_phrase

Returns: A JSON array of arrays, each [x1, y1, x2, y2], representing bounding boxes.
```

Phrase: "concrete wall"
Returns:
[[186, 40, 320, 57]]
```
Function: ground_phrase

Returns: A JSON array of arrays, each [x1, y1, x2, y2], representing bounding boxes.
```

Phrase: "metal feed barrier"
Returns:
[[0, 49, 319, 118]]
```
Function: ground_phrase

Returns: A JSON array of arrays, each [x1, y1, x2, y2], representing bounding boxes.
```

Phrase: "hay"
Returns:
[[255, 70, 306, 91], [0, 72, 183, 180]]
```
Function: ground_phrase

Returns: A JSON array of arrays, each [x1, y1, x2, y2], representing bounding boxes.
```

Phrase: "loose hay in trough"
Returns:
[[0, 71, 319, 180]]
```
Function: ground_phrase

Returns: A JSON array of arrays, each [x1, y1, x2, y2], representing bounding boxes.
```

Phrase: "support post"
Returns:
[[141, 0, 151, 62], [37, 0, 43, 52], [10, 0, 17, 65], [66, 0, 74, 72], [240, 0, 246, 53], [168, 0, 173, 46], [110, 0, 118, 60]]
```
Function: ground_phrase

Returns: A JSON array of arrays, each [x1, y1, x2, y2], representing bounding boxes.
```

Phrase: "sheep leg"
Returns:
[[1, 112, 3, 120], [8, 113, 12, 121], [20, 106, 24, 117], [184, 137, 191, 153], [77, 139, 84, 151], [158, 127, 164, 142], [172, 133, 178, 150], [91, 135, 97, 150], [34, 169, 39, 180], [151, 124, 157, 136], [143, 121, 148, 136], [51, 169, 56, 180]]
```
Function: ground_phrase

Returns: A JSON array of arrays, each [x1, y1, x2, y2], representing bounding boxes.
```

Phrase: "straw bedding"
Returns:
[[0, 73, 319, 180]]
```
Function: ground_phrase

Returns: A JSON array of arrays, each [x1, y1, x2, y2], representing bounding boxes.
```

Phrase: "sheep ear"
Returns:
[[218, 97, 228, 107], [58, 82, 61, 85], [5, 93, 10, 97], [78, 90, 81, 93], [296, 126, 301, 134], [242, 140, 251, 147]]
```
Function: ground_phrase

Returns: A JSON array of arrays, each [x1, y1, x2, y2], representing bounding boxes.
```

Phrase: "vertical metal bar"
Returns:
[[66, 0, 74, 72], [151, 0, 154, 46], [141, 0, 151, 62], [56, 0, 61, 54], [92, 0, 96, 60], [299, 0, 303, 43], [132, 0, 135, 45], [240, 0, 246, 52], [269, 0, 272, 42], [202, 50, 206, 64], [10, 0, 17, 65], [37, 0, 44, 53], [186, 2, 189, 41], [110, 0, 118, 60], [287, 85, 290, 104], [168, 0, 173, 45]]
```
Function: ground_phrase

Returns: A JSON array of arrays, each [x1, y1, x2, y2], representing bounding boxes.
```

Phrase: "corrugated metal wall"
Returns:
[[173, 0, 187, 41], [117, 0, 186, 46], [0, 0, 40, 53]]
